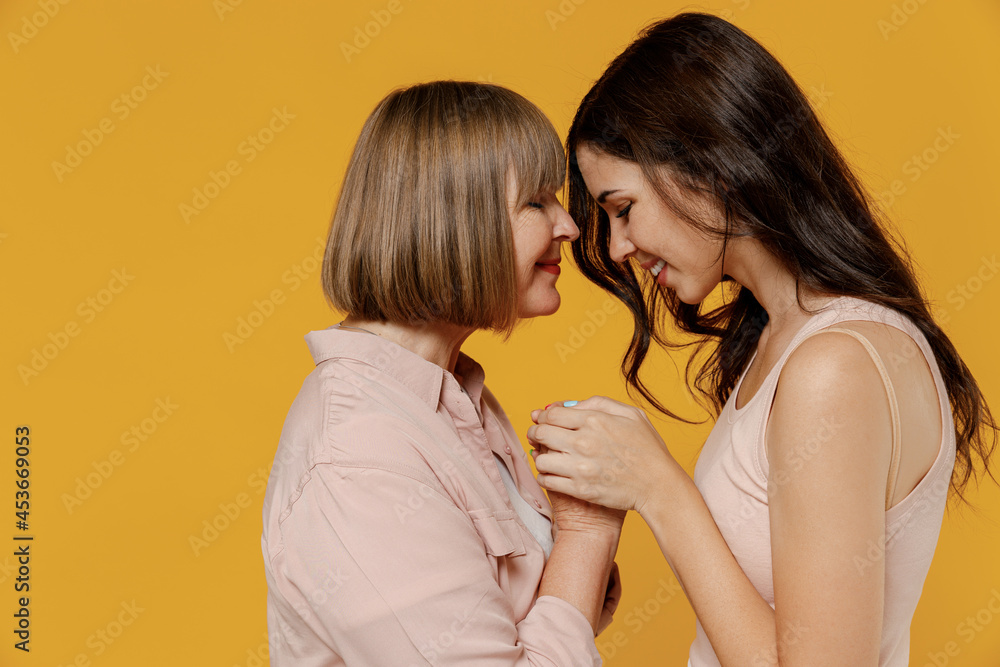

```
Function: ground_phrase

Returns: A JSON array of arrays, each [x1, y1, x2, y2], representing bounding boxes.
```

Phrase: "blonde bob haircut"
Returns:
[[321, 80, 566, 338]]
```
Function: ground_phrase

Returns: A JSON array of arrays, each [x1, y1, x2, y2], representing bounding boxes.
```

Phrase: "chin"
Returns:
[[672, 286, 694, 305], [676, 281, 716, 306], [520, 291, 561, 318]]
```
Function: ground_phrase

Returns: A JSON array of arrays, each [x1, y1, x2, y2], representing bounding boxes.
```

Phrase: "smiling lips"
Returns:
[[536, 258, 560, 275], [639, 257, 668, 284]]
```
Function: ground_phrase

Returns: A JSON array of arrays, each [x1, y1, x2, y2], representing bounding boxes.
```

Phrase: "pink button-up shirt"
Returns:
[[261, 326, 622, 666]]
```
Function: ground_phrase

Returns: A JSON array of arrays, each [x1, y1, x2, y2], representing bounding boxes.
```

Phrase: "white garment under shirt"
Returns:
[[492, 452, 554, 559]]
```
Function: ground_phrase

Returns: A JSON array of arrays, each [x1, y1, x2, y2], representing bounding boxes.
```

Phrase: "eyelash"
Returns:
[[616, 203, 633, 219], [528, 201, 545, 210]]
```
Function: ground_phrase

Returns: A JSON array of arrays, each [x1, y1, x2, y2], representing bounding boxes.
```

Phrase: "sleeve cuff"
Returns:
[[519, 595, 603, 666]]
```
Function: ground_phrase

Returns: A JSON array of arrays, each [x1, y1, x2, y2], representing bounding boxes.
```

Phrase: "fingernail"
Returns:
[[544, 403, 553, 410], [563, 400, 578, 407]]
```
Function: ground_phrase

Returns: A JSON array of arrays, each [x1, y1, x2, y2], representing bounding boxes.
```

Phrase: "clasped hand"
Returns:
[[527, 396, 678, 520]]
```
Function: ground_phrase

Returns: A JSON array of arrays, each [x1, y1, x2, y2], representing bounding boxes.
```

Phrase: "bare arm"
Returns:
[[530, 436, 626, 636], [538, 526, 621, 634], [530, 332, 892, 664]]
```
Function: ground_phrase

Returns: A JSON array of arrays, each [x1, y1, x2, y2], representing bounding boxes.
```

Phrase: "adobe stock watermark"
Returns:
[[188, 466, 269, 556], [0, 555, 19, 585], [878, 0, 931, 40], [17, 268, 135, 385], [922, 588, 1000, 666], [751, 83, 834, 163], [52, 66, 169, 182], [545, 0, 586, 30], [235, 631, 271, 667], [235, 627, 296, 667], [700, 414, 845, 536], [705, 0, 753, 26], [61, 397, 180, 514], [394, 458, 460, 524], [55, 600, 144, 666], [750, 618, 810, 666], [213, 0, 245, 21], [942, 254, 998, 317], [405, 604, 477, 665], [179, 106, 295, 223], [555, 298, 621, 363], [340, 0, 408, 63], [7, 0, 72, 54], [223, 236, 324, 352], [875, 126, 959, 210], [852, 470, 951, 577], [562, 410, 647, 505], [766, 416, 845, 488], [289, 567, 351, 629], [597, 577, 683, 660]]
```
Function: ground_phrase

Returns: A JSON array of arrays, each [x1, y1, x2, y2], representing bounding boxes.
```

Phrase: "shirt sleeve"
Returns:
[[267, 463, 604, 666]]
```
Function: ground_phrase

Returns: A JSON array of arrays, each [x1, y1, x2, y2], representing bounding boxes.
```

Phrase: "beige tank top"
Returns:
[[689, 295, 957, 666]]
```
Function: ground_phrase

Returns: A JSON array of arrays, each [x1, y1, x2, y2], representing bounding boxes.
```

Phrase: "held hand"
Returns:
[[530, 442, 626, 535], [527, 397, 681, 515]]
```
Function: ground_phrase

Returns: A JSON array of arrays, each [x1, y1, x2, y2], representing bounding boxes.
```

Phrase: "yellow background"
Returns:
[[3, 0, 999, 664]]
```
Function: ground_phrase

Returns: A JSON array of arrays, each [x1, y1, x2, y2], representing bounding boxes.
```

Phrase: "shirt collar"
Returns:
[[453, 351, 486, 408], [304, 326, 486, 410]]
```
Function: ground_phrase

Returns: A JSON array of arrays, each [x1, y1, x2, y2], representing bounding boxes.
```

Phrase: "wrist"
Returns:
[[551, 526, 621, 573], [636, 456, 690, 522], [554, 523, 622, 543]]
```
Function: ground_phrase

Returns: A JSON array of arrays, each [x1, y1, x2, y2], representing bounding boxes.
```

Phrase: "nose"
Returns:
[[608, 218, 636, 263], [553, 202, 580, 242]]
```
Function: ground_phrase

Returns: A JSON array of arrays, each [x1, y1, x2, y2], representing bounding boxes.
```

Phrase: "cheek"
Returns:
[[512, 222, 546, 260], [662, 224, 715, 268], [515, 258, 541, 304], [521, 232, 548, 267]]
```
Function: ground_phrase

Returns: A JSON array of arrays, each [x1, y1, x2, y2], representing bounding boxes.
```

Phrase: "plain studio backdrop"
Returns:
[[2, 0, 998, 665]]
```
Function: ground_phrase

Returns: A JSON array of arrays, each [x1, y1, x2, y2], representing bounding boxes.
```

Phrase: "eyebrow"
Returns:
[[596, 189, 620, 204]]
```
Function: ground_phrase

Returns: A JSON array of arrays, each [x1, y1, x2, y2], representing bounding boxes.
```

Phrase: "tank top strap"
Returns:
[[797, 325, 903, 511]]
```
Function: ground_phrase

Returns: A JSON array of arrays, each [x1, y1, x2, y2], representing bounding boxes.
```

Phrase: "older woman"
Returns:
[[261, 81, 623, 666]]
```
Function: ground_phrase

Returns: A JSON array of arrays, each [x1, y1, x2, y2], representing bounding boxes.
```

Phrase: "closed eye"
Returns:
[[527, 201, 545, 209], [615, 203, 633, 219]]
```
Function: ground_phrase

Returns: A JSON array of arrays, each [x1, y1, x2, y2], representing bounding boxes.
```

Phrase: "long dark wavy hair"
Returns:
[[566, 12, 996, 503]]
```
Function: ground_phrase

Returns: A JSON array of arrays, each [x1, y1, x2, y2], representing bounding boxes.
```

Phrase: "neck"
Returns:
[[339, 316, 474, 374], [724, 238, 836, 338]]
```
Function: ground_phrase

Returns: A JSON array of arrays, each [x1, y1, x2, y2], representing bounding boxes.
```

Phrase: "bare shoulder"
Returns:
[[776, 324, 893, 401], [764, 325, 895, 476]]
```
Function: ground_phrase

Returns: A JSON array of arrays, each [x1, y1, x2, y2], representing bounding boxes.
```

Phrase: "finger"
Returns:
[[535, 405, 589, 429], [536, 471, 575, 496], [533, 447, 579, 480], [533, 399, 569, 423], [526, 422, 572, 452], [573, 395, 637, 419]]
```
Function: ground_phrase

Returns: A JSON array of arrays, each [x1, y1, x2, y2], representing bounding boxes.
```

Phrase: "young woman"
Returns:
[[526, 12, 997, 666], [261, 80, 623, 666]]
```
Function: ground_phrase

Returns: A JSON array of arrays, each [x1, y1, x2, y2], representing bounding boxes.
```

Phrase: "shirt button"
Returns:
[[504, 446, 511, 454], [533, 499, 542, 508]]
